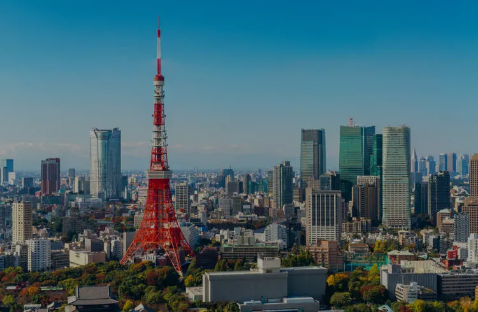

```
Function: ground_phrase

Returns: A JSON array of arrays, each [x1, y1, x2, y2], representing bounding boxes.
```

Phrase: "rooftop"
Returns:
[[388, 250, 414, 256]]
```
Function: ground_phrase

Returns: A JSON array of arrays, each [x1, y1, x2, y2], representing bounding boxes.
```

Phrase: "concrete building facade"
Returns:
[[306, 190, 342, 245], [12, 201, 32, 244]]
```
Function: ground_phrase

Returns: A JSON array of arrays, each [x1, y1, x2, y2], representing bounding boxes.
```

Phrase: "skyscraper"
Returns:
[[470, 154, 478, 197], [428, 171, 450, 224], [447, 152, 457, 173], [339, 124, 375, 201], [370, 134, 382, 177], [438, 154, 447, 172], [457, 154, 470, 176], [306, 189, 342, 244], [12, 201, 33, 244], [300, 129, 326, 185], [89, 128, 122, 199], [0, 159, 14, 184], [174, 183, 191, 216], [356, 176, 380, 222], [68, 168, 75, 186], [382, 126, 411, 229], [41, 158, 60, 196], [418, 157, 427, 176], [454, 212, 470, 243], [272, 161, 293, 209], [426, 156, 436, 175], [411, 149, 418, 173]]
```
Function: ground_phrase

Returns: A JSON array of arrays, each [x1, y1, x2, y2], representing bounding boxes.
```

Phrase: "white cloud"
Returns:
[[0, 142, 84, 156]]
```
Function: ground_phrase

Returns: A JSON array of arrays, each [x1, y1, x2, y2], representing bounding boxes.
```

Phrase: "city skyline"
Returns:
[[2, 1, 478, 170]]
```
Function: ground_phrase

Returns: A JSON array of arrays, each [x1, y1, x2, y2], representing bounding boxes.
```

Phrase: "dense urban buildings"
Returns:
[[41, 158, 60, 196], [300, 129, 326, 186], [382, 126, 411, 229], [89, 128, 122, 200]]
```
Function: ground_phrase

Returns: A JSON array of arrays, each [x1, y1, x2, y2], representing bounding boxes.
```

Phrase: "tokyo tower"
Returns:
[[120, 18, 195, 272]]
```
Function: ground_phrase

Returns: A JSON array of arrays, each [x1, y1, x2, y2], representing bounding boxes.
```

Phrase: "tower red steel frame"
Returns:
[[120, 19, 195, 272]]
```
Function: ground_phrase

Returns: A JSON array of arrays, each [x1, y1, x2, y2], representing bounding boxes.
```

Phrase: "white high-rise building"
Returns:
[[467, 234, 478, 263], [306, 190, 342, 245], [89, 128, 121, 200], [27, 239, 51, 272], [12, 201, 32, 244], [382, 126, 411, 230], [180, 223, 199, 249]]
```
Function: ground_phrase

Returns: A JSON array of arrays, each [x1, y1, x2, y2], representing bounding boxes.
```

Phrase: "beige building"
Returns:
[[307, 240, 344, 272], [463, 197, 478, 234], [12, 201, 32, 244], [69, 250, 105, 267]]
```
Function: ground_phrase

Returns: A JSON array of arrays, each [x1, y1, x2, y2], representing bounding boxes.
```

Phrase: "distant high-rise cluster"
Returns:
[[0, 159, 14, 184]]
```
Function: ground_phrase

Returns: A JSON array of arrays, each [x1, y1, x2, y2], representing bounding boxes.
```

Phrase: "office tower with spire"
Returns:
[[428, 171, 450, 224], [300, 129, 326, 186], [41, 158, 60, 196], [411, 149, 418, 173], [339, 119, 375, 201], [272, 161, 293, 209], [89, 128, 122, 199], [382, 126, 411, 229]]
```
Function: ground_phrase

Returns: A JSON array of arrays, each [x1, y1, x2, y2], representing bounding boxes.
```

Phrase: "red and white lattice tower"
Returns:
[[120, 18, 195, 272]]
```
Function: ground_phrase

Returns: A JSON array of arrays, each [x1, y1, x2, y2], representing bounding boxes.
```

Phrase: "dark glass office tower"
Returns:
[[300, 129, 326, 186], [339, 125, 375, 201]]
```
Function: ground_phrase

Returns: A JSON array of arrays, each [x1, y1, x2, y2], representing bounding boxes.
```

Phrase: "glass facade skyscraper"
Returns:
[[300, 129, 326, 186], [0, 159, 14, 184], [339, 125, 375, 201], [382, 126, 411, 229], [90, 128, 122, 199]]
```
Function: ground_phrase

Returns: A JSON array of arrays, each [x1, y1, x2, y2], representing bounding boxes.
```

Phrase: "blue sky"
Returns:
[[1, 1, 478, 171]]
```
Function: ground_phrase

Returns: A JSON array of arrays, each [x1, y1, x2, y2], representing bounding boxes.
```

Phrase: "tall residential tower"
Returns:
[[89, 128, 122, 199], [382, 126, 411, 229]]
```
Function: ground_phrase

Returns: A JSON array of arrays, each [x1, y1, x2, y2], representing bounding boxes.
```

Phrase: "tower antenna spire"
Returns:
[[157, 16, 161, 76], [121, 17, 195, 273]]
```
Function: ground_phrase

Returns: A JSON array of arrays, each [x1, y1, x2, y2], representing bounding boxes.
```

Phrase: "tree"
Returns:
[[122, 300, 134, 312], [330, 292, 352, 308], [412, 299, 426, 312], [225, 302, 240, 312], [2, 294, 15, 307]]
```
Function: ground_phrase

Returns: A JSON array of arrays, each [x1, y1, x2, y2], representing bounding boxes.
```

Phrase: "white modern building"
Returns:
[[382, 126, 411, 230], [306, 190, 342, 244], [264, 223, 288, 249], [89, 128, 122, 200], [467, 234, 478, 263], [180, 223, 199, 249], [27, 239, 51, 272]]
